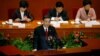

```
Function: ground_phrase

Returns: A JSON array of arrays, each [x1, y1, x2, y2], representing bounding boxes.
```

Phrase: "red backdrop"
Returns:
[[0, 0, 99, 20]]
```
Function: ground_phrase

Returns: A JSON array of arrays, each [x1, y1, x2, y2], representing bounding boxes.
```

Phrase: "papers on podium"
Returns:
[[50, 21, 68, 28], [82, 20, 100, 27], [13, 23, 25, 28], [50, 21, 60, 28]]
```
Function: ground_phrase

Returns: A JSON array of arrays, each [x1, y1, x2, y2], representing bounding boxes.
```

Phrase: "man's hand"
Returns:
[[55, 17, 60, 21], [87, 18, 90, 21], [32, 49, 37, 52], [23, 16, 31, 22], [62, 46, 66, 49], [26, 18, 31, 22], [15, 18, 21, 22]]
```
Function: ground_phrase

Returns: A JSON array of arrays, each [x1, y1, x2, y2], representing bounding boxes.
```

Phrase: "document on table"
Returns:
[[58, 21, 69, 24], [85, 22, 92, 27], [50, 21, 68, 28], [50, 21, 60, 28], [81, 21, 100, 25], [12, 23, 26, 28], [89, 21, 100, 25], [84, 21, 100, 27]]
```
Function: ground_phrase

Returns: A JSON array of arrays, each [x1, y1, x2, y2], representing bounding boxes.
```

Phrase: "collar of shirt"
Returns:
[[43, 26, 48, 32]]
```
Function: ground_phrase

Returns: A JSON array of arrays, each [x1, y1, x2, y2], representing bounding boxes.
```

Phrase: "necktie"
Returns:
[[45, 28, 48, 40]]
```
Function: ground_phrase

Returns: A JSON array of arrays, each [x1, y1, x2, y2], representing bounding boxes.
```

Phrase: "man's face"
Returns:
[[84, 4, 91, 10], [43, 18, 51, 27], [20, 7, 27, 12], [56, 7, 63, 13]]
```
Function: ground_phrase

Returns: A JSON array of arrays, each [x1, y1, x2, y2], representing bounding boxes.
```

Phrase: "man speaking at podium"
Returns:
[[32, 16, 62, 51]]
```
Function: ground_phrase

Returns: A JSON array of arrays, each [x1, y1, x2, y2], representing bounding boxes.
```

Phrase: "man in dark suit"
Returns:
[[48, 1, 69, 21], [12, 0, 33, 22], [32, 16, 62, 51]]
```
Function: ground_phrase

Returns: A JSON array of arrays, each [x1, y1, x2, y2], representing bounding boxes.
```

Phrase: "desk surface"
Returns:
[[0, 20, 100, 30], [0, 39, 100, 56], [0, 20, 100, 39]]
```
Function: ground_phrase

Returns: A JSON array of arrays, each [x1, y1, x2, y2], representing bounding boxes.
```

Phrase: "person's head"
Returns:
[[19, 0, 29, 12], [83, 0, 92, 10], [55, 1, 64, 13], [42, 15, 51, 27]]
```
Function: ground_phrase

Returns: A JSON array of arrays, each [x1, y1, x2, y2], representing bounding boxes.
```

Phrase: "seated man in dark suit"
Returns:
[[48, 1, 69, 21], [12, 0, 33, 22], [32, 16, 62, 51]]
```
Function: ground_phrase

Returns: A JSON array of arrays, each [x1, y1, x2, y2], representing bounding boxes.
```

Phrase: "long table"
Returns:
[[0, 20, 100, 39], [0, 39, 100, 56]]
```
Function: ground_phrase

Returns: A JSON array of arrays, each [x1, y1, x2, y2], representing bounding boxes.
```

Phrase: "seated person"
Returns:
[[75, 0, 96, 22], [12, 0, 33, 22], [48, 1, 69, 21], [33, 16, 62, 51]]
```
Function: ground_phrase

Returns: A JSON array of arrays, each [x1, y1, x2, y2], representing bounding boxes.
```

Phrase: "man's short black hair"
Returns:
[[42, 15, 51, 20], [83, 0, 92, 6], [19, 0, 29, 8], [56, 1, 64, 7]]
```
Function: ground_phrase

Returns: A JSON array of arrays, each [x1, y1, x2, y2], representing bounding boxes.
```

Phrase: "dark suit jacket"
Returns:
[[48, 9, 69, 21], [33, 25, 62, 50], [11, 9, 33, 21]]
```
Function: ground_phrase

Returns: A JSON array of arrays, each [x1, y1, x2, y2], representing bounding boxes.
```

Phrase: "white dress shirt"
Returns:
[[20, 11, 24, 20], [43, 26, 48, 32]]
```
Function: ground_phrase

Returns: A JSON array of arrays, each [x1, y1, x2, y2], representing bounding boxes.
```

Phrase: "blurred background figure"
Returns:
[[75, 0, 96, 22], [48, 1, 69, 21], [12, 0, 33, 22]]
